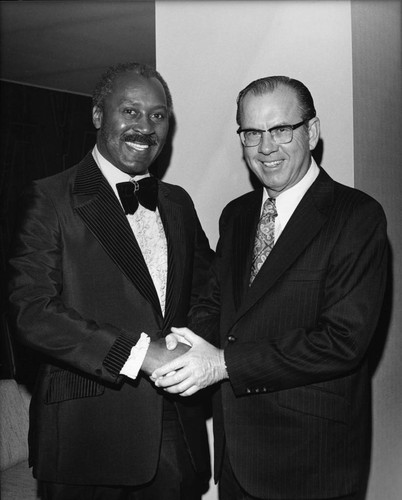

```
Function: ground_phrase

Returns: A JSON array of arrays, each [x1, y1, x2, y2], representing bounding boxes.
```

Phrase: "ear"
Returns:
[[92, 106, 103, 130], [307, 117, 320, 151]]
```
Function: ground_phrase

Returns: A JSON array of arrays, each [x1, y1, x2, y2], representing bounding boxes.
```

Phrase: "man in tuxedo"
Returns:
[[153, 76, 388, 500], [8, 62, 213, 499]]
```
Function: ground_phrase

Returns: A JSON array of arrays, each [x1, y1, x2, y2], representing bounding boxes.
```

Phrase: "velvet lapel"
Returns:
[[235, 169, 333, 322], [72, 153, 162, 316], [157, 184, 186, 330]]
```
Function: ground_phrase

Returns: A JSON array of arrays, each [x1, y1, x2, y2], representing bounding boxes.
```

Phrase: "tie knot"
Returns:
[[262, 197, 277, 218]]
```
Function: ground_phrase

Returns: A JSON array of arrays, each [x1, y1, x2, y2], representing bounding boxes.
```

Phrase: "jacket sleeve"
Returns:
[[8, 183, 136, 384]]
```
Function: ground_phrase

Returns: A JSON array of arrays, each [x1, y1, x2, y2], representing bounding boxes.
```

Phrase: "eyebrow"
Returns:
[[240, 120, 304, 131], [118, 100, 168, 113]]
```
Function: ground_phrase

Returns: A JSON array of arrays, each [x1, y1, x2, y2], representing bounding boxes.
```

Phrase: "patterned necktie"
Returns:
[[249, 198, 277, 285]]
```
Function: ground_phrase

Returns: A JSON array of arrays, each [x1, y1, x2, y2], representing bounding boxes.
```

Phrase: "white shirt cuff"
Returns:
[[120, 332, 150, 379]]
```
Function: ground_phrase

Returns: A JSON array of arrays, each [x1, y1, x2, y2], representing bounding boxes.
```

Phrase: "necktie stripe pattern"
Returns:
[[249, 198, 277, 284]]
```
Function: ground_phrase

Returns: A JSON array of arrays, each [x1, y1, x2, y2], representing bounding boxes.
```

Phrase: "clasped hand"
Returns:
[[151, 327, 227, 397]]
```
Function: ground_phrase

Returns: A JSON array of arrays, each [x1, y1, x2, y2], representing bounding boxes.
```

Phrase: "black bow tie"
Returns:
[[116, 177, 158, 214]]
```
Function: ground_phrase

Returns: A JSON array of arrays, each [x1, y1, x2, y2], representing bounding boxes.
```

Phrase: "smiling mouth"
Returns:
[[262, 160, 283, 167], [123, 133, 157, 152], [125, 141, 151, 152]]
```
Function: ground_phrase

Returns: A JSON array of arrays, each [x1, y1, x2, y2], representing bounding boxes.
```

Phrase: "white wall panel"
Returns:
[[156, 0, 354, 247], [156, 2, 354, 499]]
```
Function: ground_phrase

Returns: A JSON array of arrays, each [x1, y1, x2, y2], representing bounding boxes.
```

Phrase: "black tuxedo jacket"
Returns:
[[8, 152, 213, 486], [190, 168, 388, 499]]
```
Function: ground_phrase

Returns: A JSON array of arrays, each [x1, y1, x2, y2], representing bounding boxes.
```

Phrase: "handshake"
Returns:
[[142, 327, 228, 397]]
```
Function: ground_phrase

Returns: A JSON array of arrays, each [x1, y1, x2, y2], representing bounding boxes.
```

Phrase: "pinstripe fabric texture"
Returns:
[[74, 163, 163, 316], [73, 155, 188, 332], [191, 168, 388, 499], [44, 369, 105, 404]]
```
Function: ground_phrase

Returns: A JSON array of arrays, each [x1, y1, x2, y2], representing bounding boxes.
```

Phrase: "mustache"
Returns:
[[123, 133, 157, 146]]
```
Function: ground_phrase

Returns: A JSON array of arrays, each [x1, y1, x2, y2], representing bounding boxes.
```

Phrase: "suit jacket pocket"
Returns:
[[45, 369, 105, 404], [277, 385, 350, 424]]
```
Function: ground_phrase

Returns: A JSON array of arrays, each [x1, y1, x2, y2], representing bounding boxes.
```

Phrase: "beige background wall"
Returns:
[[156, 1, 401, 499], [156, 0, 354, 245], [351, 2, 402, 499]]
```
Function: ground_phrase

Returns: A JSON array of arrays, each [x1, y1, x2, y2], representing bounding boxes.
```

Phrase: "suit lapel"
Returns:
[[158, 184, 186, 329], [235, 169, 333, 321], [232, 191, 262, 311], [72, 153, 162, 315]]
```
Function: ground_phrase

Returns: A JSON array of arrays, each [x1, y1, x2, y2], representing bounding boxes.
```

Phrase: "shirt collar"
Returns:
[[92, 145, 150, 201]]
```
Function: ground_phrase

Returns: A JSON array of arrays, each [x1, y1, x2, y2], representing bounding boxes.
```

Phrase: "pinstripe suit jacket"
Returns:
[[8, 152, 213, 486], [190, 168, 388, 499]]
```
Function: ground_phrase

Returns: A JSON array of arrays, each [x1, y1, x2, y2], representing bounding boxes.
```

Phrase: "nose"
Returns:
[[259, 131, 279, 154], [134, 113, 154, 134]]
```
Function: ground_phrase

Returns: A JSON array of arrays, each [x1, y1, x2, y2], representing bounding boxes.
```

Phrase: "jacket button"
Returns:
[[227, 335, 237, 343]]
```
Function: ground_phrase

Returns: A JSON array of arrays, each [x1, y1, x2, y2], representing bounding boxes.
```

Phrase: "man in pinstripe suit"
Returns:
[[153, 76, 388, 500], [8, 63, 212, 499]]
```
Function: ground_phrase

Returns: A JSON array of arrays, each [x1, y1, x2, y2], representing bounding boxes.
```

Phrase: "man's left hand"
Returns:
[[152, 327, 228, 396]]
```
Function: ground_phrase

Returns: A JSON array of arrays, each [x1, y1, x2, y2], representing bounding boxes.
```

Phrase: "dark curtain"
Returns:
[[0, 81, 95, 383]]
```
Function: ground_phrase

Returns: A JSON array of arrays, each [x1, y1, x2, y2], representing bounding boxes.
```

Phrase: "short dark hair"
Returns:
[[236, 76, 316, 125], [92, 62, 173, 116]]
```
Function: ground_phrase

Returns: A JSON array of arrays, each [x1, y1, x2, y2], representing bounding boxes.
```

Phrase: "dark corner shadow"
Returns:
[[368, 240, 393, 377], [247, 137, 325, 190], [150, 114, 177, 180]]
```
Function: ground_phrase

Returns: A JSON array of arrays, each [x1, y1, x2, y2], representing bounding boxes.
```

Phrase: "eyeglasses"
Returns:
[[237, 120, 307, 147]]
